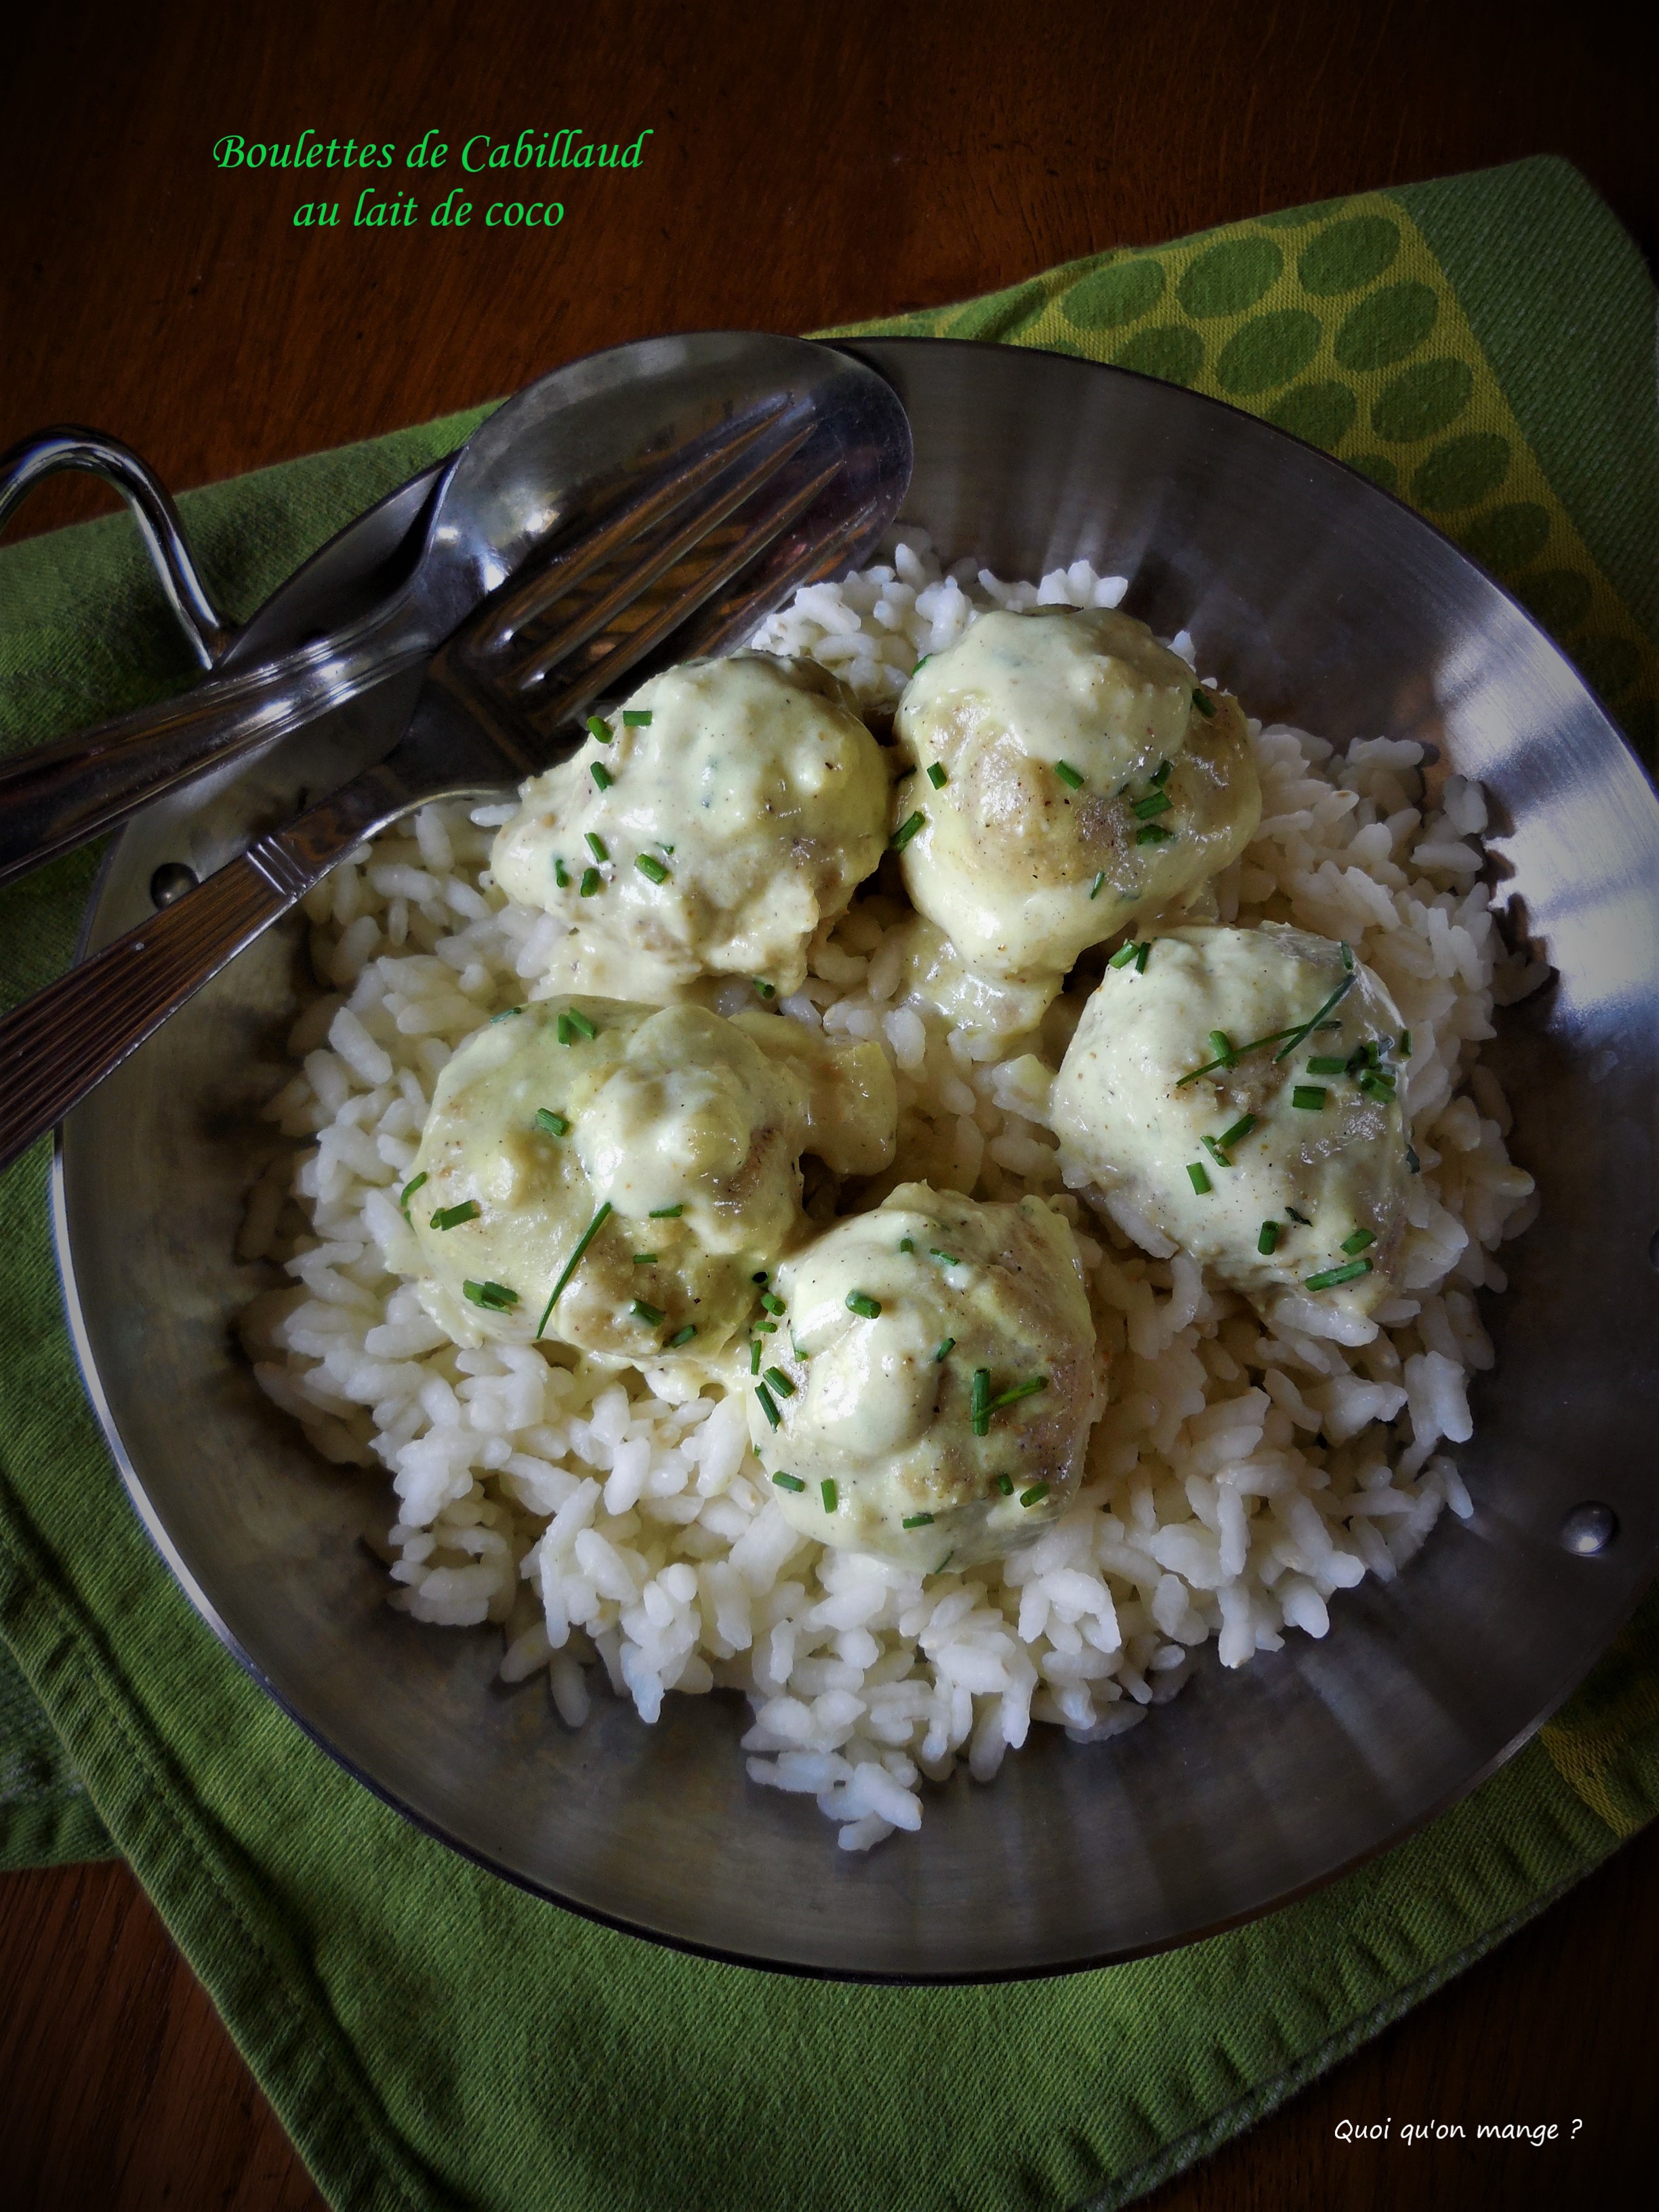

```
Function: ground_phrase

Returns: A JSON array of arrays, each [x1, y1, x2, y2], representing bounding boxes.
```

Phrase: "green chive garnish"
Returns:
[[772, 1470, 804, 1492], [1055, 760, 1084, 791], [750, 1340, 762, 1375], [586, 715, 612, 744], [579, 867, 600, 897], [890, 811, 926, 853], [760, 1291, 786, 1316], [491, 1005, 523, 1023], [463, 1279, 519, 1311], [584, 832, 609, 863], [399, 1171, 428, 1216], [1136, 824, 1172, 845], [764, 1368, 795, 1397], [929, 1248, 960, 1267], [1019, 1483, 1050, 1509], [648, 1204, 683, 1218], [901, 1513, 935, 1529], [556, 1012, 578, 1043], [590, 762, 613, 791], [1132, 790, 1172, 820], [634, 853, 670, 885], [665, 1324, 697, 1348], [1305, 1258, 1373, 1291], [1399, 1029, 1413, 1057], [535, 1202, 612, 1338], [623, 709, 653, 726], [1150, 760, 1172, 784], [1257, 1220, 1279, 1255], [1176, 1024, 1309, 1085], [970, 1368, 991, 1437], [988, 1376, 1048, 1411], [1218, 1114, 1256, 1149], [845, 1290, 882, 1319], [1201, 1134, 1231, 1169], [631, 1298, 664, 1326], [1191, 689, 1216, 718], [995, 1474, 1015, 1495], [899, 1238, 914, 1253], [1208, 1029, 1237, 1067], [554, 859, 571, 888], [926, 762, 947, 788], [1340, 941, 1355, 972], [1090, 873, 1108, 901], [913, 655, 930, 673], [1135, 941, 1151, 972], [430, 1201, 480, 1231], [821, 1479, 838, 1513], [754, 979, 775, 998], [1292, 1086, 1328, 1111], [632, 1252, 657, 1265], [1187, 1162, 1212, 1194], [754, 1320, 776, 1334], [933, 1337, 955, 1363], [1305, 1056, 1348, 1076], [1340, 1228, 1376, 1254], [1270, 974, 1359, 1064], [756, 1383, 781, 1429], [535, 1109, 570, 1136], [1358, 1071, 1396, 1103], [1109, 939, 1140, 967], [567, 1008, 596, 1039]]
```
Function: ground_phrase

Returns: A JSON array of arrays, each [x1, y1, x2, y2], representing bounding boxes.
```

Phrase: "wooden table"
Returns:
[[1, 3, 1653, 2205]]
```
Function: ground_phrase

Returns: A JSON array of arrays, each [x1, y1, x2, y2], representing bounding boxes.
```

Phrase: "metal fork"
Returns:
[[0, 398, 904, 1176]]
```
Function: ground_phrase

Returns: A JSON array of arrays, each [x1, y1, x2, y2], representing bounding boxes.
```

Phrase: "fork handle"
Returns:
[[0, 766, 404, 1179]]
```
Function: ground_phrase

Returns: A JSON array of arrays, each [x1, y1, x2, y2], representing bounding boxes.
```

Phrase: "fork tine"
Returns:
[[487, 419, 817, 691], [667, 495, 886, 664]]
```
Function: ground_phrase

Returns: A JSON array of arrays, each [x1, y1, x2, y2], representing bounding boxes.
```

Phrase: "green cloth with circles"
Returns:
[[0, 155, 1655, 2212]]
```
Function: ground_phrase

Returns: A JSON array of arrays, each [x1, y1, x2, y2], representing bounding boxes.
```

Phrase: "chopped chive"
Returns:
[[890, 811, 926, 853], [648, 1203, 683, 1218], [1340, 941, 1355, 972], [534, 1109, 571, 1136], [630, 1298, 664, 1326], [1187, 1162, 1212, 1195], [1191, 689, 1216, 718], [430, 1200, 480, 1231], [1399, 1029, 1413, 1057], [926, 762, 947, 788], [1357, 1072, 1396, 1103], [901, 1513, 935, 1529], [1055, 760, 1085, 790], [772, 1470, 804, 1492], [554, 859, 571, 888], [1150, 759, 1173, 784], [750, 1340, 762, 1374], [1257, 1220, 1279, 1255], [398, 1171, 428, 1217], [989, 1376, 1048, 1410], [634, 852, 670, 885], [567, 1008, 596, 1039], [929, 1248, 960, 1267], [1305, 1258, 1373, 1291], [584, 832, 609, 863], [1132, 790, 1172, 820], [1134, 941, 1151, 972], [1292, 1085, 1328, 1111], [1175, 1024, 1301, 1085], [1109, 939, 1140, 967], [463, 1279, 519, 1311], [995, 1473, 1015, 1495], [899, 1237, 914, 1253], [1218, 1114, 1256, 1149], [821, 1479, 838, 1513], [760, 1291, 786, 1316], [590, 762, 613, 791], [490, 1004, 523, 1023], [1406, 1143, 1421, 1174], [665, 1324, 697, 1349], [1271, 973, 1358, 1062], [756, 1383, 781, 1429], [632, 1252, 657, 1265], [1136, 823, 1173, 845], [535, 1202, 613, 1338], [1019, 1482, 1050, 1509], [1286, 1206, 1313, 1226], [1340, 1228, 1376, 1254], [764, 1367, 796, 1398], [1208, 1029, 1238, 1067], [933, 1337, 955, 1362], [932, 1551, 955, 1576], [1305, 1056, 1348, 1076], [579, 867, 600, 897], [586, 714, 612, 745], [970, 1368, 991, 1437], [845, 1290, 882, 1319], [1090, 872, 1108, 901], [913, 655, 930, 673], [1201, 1134, 1231, 1169], [754, 979, 775, 998], [556, 1012, 577, 1043], [622, 708, 653, 726], [754, 1320, 776, 1334]]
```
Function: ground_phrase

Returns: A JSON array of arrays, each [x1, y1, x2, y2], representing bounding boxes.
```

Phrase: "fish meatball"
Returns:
[[490, 653, 890, 1002], [744, 1185, 1101, 1570], [893, 607, 1260, 981], [1050, 924, 1414, 1328], [403, 999, 895, 1363]]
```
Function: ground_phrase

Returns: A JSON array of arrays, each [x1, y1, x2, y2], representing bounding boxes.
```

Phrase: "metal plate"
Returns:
[[54, 337, 1659, 1980]]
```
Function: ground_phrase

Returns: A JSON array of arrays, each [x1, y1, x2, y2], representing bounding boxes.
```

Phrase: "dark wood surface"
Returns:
[[1, 2, 1654, 2205]]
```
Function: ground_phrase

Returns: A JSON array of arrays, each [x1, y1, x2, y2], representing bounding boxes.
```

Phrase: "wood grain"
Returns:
[[1, 1, 1654, 2205]]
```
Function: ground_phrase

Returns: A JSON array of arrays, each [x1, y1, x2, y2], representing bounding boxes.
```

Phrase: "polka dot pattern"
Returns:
[[828, 186, 1656, 760]]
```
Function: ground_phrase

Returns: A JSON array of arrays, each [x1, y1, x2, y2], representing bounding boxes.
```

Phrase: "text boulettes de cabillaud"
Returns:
[[211, 127, 653, 230]]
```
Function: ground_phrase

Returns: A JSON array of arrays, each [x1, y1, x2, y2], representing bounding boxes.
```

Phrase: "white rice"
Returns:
[[239, 532, 1540, 1851]]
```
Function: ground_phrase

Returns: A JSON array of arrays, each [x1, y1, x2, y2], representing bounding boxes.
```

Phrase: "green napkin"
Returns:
[[2, 155, 1656, 2212]]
